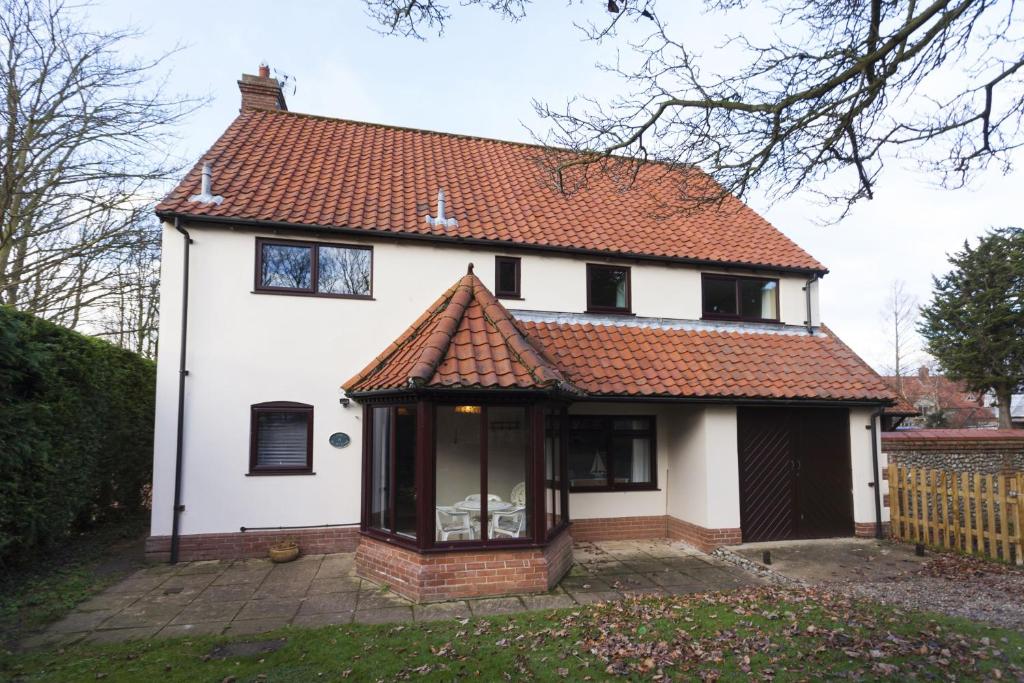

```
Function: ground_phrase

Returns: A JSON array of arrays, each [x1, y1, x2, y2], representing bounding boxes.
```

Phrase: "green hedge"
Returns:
[[0, 306, 155, 564]]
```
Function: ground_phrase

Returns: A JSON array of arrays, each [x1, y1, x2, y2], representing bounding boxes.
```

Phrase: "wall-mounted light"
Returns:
[[339, 397, 351, 408], [454, 405, 481, 414]]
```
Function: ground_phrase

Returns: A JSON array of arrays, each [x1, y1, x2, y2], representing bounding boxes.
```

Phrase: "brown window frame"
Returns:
[[567, 414, 657, 493], [586, 263, 632, 314], [249, 401, 314, 475], [494, 256, 522, 299], [254, 237, 374, 300], [700, 273, 780, 323]]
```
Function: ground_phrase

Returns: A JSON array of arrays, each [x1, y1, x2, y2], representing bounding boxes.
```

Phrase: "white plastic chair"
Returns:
[[436, 506, 474, 541], [490, 508, 526, 539], [509, 482, 526, 507]]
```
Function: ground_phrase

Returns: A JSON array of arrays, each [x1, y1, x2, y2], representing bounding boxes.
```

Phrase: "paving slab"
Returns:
[[171, 599, 245, 625], [48, 610, 117, 634], [317, 555, 355, 578], [236, 598, 302, 621], [308, 577, 361, 594], [353, 607, 414, 624], [84, 626, 161, 644], [520, 593, 577, 611], [560, 575, 612, 592], [202, 584, 259, 602], [298, 592, 359, 615], [101, 601, 183, 630], [177, 560, 230, 575], [252, 579, 311, 600], [223, 618, 291, 636], [159, 622, 229, 638], [567, 590, 623, 605], [292, 612, 354, 628], [212, 567, 272, 586], [413, 601, 472, 622], [76, 592, 140, 612], [469, 597, 524, 616], [357, 592, 412, 610]]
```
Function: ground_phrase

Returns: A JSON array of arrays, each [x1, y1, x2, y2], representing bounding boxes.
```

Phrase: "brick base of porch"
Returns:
[[355, 529, 574, 603], [666, 517, 743, 552], [145, 526, 361, 562]]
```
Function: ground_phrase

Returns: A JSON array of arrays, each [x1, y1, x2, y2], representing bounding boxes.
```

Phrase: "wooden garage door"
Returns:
[[738, 407, 853, 542]]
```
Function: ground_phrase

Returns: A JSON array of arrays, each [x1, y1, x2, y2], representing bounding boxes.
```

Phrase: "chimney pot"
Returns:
[[258, 63, 270, 78], [918, 366, 929, 380]]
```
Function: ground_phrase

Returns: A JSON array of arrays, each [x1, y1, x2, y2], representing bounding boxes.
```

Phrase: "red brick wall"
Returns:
[[570, 516, 668, 542], [667, 517, 742, 552], [145, 526, 360, 562], [853, 521, 890, 538], [355, 530, 574, 603]]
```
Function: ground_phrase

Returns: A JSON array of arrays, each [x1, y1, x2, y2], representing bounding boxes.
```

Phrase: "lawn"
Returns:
[[0, 514, 149, 649], [3, 586, 1021, 682]]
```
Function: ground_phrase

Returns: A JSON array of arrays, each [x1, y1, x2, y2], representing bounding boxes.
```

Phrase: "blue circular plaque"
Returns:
[[329, 432, 351, 448]]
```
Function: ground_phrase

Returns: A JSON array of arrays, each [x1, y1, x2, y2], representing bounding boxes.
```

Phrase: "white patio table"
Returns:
[[454, 499, 514, 538]]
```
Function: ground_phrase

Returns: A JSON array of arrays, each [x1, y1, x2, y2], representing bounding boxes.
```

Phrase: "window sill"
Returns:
[[569, 486, 660, 494], [497, 294, 524, 301], [246, 471, 316, 477], [585, 309, 634, 316], [252, 289, 375, 301], [701, 314, 779, 324]]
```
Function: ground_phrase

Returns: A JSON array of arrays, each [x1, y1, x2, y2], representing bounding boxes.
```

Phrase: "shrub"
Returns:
[[0, 306, 155, 564]]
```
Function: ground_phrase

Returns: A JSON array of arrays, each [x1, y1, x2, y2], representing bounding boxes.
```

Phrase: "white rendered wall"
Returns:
[[849, 407, 888, 525], [664, 406, 741, 530], [150, 222, 821, 536]]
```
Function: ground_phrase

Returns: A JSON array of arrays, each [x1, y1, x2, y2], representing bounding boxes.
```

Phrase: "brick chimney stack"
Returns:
[[238, 63, 288, 112]]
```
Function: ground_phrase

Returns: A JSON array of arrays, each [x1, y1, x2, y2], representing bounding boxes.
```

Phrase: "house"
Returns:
[[881, 367, 997, 430], [147, 66, 898, 602]]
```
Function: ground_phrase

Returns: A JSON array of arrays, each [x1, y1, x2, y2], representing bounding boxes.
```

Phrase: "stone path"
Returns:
[[22, 539, 762, 648]]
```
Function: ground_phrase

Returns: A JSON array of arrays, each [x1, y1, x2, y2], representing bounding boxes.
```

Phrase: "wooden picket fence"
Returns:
[[888, 465, 1024, 565]]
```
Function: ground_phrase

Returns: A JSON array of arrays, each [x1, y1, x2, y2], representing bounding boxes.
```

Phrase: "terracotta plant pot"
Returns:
[[268, 542, 299, 563]]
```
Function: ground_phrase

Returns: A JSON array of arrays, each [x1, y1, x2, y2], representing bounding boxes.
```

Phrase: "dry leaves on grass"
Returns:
[[570, 587, 1023, 680]]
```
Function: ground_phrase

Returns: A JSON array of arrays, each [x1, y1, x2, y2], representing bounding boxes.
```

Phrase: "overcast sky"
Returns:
[[92, 0, 1022, 372]]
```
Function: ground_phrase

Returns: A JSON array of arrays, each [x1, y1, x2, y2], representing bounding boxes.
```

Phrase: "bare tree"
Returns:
[[0, 0, 198, 335], [880, 279, 919, 389], [366, 0, 1024, 216], [92, 219, 161, 358]]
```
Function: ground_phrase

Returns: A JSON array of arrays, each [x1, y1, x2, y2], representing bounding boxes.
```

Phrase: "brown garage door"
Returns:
[[737, 407, 853, 542]]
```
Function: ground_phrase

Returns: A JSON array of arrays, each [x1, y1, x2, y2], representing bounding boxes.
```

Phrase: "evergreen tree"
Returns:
[[919, 228, 1024, 429]]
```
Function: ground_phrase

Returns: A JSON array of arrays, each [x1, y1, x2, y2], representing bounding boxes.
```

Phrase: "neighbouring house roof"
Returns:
[[880, 369, 996, 427], [343, 269, 578, 395], [155, 108, 827, 273], [345, 271, 896, 404], [883, 396, 921, 417]]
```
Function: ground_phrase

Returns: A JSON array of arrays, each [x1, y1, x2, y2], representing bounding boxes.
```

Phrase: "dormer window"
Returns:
[[702, 274, 779, 322], [587, 264, 631, 314]]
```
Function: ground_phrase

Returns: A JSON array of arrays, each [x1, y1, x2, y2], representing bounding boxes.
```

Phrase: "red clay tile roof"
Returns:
[[343, 269, 578, 394], [884, 395, 921, 416], [346, 271, 894, 403], [519, 321, 895, 402], [156, 109, 826, 273]]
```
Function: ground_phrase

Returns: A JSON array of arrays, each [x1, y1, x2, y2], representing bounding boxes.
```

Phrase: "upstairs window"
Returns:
[[586, 264, 631, 313], [256, 238, 372, 298], [250, 402, 313, 474], [701, 274, 779, 322], [494, 256, 521, 299]]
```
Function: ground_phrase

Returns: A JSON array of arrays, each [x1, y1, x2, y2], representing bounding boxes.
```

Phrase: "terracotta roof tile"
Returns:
[[343, 269, 578, 394], [157, 109, 826, 272]]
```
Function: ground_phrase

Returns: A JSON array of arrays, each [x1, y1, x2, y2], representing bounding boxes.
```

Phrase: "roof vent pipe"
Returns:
[[424, 188, 458, 228], [188, 163, 224, 205]]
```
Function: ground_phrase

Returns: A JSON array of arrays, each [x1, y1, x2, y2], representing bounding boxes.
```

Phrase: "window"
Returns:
[[256, 238, 372, 298], [587, 264, 631, 313], [368, 405, 418, 539], [434, 404, 532, 544], [701, 274, 779, 322], [567, 416, 655, 491], [544, 409, 567, 535], [494, 256, 521, 298], [249, 402, 313, 474]]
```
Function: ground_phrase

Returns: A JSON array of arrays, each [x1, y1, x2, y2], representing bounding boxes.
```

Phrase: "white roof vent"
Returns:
[[424, 188, 457, 228], [188, 162, 224, 205]]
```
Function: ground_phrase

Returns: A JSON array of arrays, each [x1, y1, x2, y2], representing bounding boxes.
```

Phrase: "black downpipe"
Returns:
[[170, 219, 192, 563], [804, 275, 818, 335], [869, 406, 884, 539]]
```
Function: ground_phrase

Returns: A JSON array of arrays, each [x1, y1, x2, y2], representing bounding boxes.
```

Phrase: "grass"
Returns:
[[0, 514, 149, 649], [2, 586, 1021, 682]]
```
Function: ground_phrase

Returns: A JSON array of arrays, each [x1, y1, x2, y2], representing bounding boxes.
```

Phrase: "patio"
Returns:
[[23, 539, 761, 648]]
